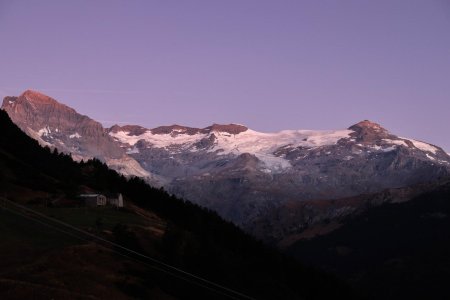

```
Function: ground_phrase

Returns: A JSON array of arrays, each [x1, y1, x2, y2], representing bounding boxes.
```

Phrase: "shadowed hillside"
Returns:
[[287, 180, 450, 299], [0, 109, 354, 299]]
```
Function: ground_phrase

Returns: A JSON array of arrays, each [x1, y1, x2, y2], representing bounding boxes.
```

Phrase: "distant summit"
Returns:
[[2, 89, 87, 130], [348, 120, 392, 142], [20, 89, 59, 104], [349, 120, 386, 131], [149, 124, 205, 136], [109, 124, 148, 136], [207, 123, 248, 135]]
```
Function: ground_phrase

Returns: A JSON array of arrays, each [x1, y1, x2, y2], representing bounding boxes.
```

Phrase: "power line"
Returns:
[[0, 206, 240, 299], [0, 198, 254, 300], [1, 201, 249, 299]]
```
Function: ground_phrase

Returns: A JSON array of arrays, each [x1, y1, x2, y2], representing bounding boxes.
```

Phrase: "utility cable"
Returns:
[[0, 198, 254, 300], [0, 205, 241, 299]]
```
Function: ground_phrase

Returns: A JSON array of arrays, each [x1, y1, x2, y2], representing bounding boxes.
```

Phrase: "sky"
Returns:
[[0, 0, 449, 150]]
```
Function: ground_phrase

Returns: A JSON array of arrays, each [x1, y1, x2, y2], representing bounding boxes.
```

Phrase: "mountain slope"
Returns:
[[0, 109, 353, 299], [3, 90, 450, 244], [285, 179, 450, 299], [2, 90, 157, 181]]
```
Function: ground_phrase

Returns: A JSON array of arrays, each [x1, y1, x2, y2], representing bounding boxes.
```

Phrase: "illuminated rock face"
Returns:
[[3, 90, 123, 158], [1, 90, 155, 181], [3, 90, 450, 242]]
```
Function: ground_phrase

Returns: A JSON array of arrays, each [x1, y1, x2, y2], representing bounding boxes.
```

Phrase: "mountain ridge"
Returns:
[[0, 108, 354, 299], [3, 90, 450, 244]]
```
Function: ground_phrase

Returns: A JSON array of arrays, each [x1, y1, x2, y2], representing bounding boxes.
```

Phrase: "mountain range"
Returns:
[[3, 90, 450, 245], [0, 108, 352, 299]]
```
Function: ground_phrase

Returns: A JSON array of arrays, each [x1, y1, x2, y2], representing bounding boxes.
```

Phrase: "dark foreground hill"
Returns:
[[0, 109, 353, 299], [287, 179, 450, 300]]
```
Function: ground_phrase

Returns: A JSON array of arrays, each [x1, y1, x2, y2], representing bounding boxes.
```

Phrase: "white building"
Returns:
[[80, 194, 107, 207]]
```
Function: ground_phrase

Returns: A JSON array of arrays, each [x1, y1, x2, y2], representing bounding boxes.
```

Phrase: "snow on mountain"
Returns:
[[383, 139, 409, 147], [69, 132, 81, 139], [109, 127, 354, 171], [402, 138, 439, 154], [3, 90, 450, 244], [109, 127, 353, 153], [110, 129, 206, 149]]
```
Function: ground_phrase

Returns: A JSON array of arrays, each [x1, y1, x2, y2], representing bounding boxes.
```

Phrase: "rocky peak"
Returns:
[[2, 90, 96, 134], [2, 90, 125, 159], [206, 124, 248, 135], [151, 125, 205, 136], [109, 125, 148, 136], [20, 89, 58, 105], [2, 89, 79, 120], [348, 120, 392, 142], [349, 120, 387, 132], [149, 123, 248, 136]]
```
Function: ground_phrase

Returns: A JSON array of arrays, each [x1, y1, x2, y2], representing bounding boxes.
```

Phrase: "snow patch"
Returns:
[[69, 133, 81, 139], [38, 127, 51, 136], [126, 147, 140, 154], [369, 145, 382, 151], [382, 146, 397, 152], [383, 139, 408, 147], [426, 153, 436, 161], [404, 138, 439, 154], [383, 138, 439, 154]]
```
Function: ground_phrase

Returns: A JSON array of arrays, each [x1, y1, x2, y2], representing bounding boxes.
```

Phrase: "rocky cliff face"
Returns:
[[3, 90, 123, 158], [3, 91, 450, 243], [1, 90, 155, 181]]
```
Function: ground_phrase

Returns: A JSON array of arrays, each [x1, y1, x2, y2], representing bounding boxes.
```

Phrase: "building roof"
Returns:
[[79, 194, 103, 198]]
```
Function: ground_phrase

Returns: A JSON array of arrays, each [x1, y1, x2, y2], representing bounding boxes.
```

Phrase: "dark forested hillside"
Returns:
[[0, 109, 353, 299], [287, 180, 450, 300]]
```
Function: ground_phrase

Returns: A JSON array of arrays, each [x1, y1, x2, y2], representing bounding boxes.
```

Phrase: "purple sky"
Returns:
[[0, 0, 449, 151]]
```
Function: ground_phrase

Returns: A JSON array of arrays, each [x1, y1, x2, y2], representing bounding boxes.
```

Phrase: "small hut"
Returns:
[[79, 194, 107, 207]]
